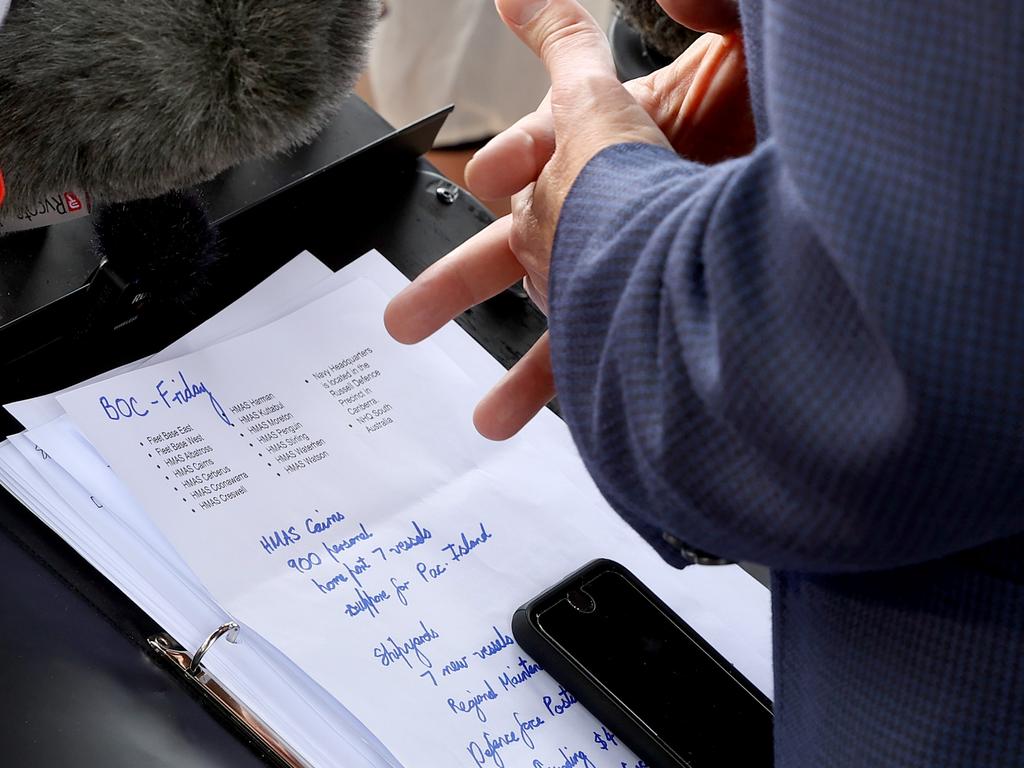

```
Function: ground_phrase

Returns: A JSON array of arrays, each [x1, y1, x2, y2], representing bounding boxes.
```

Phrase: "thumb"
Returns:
[[495, 0, 616, 88], [495, 0, 668, 166]]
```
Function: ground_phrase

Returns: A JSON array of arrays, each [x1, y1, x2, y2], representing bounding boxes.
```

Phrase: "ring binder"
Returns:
[[149, 623, 311, 768], [188, 620, 240, 676]]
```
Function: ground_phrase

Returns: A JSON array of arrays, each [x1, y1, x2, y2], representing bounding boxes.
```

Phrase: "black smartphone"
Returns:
[[512, 559, 773, 768]]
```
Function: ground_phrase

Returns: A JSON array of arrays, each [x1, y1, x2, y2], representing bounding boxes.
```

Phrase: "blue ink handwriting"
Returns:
[[305, 509, 346, 534], [344, 586, 389, 618], [388, 520, 432, 555], [532, 748, 597, 768], [499, 656, 543, 692], [259, 526, 302, 555], [593, 727, 618, 751], [373, 620, 440, 670], [442, 656, 470, 677], [515, 712, 545, 750], [467, 729, 519, 768], [543, 685, 578, 717], [313, 570, 350, 594], [286, 551, 322, 574], [474, 625, 515, 660], [415, 560, 447, 583], [442, 522, 493, 563], [322, 523, 373, 562], [390, 577, 410, 606], [448, 679, 499, 722], [99, 370, 233, 426]]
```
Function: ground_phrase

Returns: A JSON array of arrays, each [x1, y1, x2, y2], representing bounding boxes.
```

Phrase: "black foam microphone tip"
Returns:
[[93, 193, 220, 279], [89, 192, 224, 322]]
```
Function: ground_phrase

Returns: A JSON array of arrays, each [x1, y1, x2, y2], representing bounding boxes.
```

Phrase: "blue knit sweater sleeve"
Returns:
[[548, 0, 1024, 572]]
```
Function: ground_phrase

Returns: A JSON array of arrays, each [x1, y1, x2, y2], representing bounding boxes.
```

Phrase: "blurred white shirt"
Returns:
[[367, 0, 612, 146], [0, 0, 9, 28]]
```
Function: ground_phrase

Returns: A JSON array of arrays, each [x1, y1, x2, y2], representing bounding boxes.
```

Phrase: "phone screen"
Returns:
[[534, 568, 773, 766]]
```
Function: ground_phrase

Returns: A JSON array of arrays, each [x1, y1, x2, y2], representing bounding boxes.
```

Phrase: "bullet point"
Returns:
[[174, 487, 178, 491], [267, 462, 272, 467], [249, 443, 253, 447], [182, 497, 187, 502]]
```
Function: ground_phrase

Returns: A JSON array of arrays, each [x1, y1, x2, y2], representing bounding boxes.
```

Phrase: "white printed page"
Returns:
[[5, 252, 332, 430], [59, 277, 770, 768]]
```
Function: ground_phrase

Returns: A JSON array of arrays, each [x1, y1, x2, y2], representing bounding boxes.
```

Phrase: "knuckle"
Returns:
[[551, 70, 619, 117], [511, 184, 536, 218], [538, 18, 602, 63], [508, 216, 532, 257], [633, 75, 662, 118]]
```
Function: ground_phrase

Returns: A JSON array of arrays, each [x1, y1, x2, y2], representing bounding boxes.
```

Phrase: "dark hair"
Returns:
[[613, 0, 701, 59]]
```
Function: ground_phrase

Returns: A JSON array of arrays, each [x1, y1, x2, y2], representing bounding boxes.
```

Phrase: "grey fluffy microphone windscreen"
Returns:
[[0, 0, 380, 207]]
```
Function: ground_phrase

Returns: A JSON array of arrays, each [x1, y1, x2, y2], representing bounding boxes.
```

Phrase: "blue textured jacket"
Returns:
[[550, 1, 1024, 765]]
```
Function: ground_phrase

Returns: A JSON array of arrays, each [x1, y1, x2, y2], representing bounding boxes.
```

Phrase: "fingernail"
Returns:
[[506, 0, 549, 26]]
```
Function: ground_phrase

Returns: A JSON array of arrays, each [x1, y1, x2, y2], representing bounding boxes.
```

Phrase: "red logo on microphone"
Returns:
[[64, 191, 83, 212]]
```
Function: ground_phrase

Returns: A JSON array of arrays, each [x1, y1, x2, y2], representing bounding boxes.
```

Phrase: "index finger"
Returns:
[[465, 92, 555, 201], [384, 217, 524, 344]]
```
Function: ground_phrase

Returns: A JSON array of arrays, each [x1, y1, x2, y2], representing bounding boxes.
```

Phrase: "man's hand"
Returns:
[[385, 0, 752, 441], [464, 28, 751, 209]]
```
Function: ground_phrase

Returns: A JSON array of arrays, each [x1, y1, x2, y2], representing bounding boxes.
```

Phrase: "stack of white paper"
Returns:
[[0, 250, 772, 768]]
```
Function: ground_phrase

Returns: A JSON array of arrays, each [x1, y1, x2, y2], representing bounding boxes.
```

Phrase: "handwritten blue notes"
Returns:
[[58, 269, 772, 768], [98, 370, 234, 426]]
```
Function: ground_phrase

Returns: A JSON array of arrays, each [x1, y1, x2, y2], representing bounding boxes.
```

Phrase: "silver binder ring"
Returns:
[[188, 620, 240, 676]]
